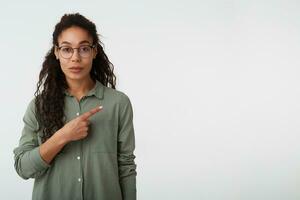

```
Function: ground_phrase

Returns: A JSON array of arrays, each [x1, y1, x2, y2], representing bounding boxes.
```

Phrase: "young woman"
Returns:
[[13, 13, 137, 200]]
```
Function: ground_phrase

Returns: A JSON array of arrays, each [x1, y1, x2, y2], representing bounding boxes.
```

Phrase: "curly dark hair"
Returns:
[[34, 13, 116, 143]]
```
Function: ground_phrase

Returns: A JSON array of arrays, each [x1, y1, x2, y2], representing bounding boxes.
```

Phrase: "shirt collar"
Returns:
[[64, 79, 104, 99]]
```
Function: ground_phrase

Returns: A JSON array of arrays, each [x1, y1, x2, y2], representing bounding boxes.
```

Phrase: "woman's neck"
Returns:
[[66, 77, 95, 97]]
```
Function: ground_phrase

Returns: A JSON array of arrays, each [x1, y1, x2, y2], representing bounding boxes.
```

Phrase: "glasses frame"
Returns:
[[56, 44, 96, 59]]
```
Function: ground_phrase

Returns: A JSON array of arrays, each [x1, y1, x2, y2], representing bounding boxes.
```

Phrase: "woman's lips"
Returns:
[[69, 67, 83, 73]]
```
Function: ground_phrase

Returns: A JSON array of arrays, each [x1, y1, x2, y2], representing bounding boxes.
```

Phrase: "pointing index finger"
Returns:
[[80, 106, 103, 120]]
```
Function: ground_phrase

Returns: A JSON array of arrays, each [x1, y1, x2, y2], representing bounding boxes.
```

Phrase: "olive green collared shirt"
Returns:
[[13, 80, 137, 200]]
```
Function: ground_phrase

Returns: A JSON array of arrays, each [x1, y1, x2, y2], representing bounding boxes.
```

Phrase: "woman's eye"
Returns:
[[61, 47, 72, 53], [80, 46, 90, 52]]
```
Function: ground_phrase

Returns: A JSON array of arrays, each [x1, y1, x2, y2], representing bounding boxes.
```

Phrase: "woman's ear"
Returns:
[[93, 47, 97, 59]]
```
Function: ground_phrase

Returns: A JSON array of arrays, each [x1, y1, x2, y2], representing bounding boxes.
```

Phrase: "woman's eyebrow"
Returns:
[[60, 40, 91, 45]]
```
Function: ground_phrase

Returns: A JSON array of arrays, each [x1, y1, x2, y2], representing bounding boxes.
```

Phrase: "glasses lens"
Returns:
[[60, 47, 73, 58], [79, 46, 92, 57]]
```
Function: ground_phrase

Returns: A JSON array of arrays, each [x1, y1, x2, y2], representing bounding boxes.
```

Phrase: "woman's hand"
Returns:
[[39, 106, 103, 164], [60, 106, 103, 142]]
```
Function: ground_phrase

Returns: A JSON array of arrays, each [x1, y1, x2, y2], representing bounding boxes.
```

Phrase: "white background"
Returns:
[[1, 0, 300, 199]]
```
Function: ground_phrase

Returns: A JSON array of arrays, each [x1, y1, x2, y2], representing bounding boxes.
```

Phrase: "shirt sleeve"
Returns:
[[118, 94, 137, 200], [13, 98, 51, 180]]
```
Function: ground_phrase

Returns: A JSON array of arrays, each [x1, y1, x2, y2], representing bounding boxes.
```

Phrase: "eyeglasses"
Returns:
[[56, 44, 96, 59]]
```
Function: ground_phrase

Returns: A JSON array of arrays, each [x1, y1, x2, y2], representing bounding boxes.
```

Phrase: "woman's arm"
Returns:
[[39, 106, 101, 164], [38, 130, 68, 164], [117, 94, 137, 200], [13, 99, 53, 179], [13, 99, 68, 179], [13, 99, 101, 179]]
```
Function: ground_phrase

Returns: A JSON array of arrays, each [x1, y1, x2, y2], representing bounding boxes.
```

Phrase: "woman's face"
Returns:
[[55, 26, 97, 82]]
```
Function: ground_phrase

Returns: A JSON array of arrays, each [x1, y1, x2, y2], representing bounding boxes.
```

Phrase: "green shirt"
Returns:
[[13, 80, 137, 200]]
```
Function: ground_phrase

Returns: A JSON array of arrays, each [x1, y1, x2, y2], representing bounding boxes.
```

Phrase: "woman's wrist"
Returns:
[[54, 129, 69, 146]]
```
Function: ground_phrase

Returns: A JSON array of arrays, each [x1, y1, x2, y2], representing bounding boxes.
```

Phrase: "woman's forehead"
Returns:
[[58, 26, 93, 45]]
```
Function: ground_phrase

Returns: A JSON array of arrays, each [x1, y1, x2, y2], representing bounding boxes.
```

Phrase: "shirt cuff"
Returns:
[[30, 147, 51, 170]]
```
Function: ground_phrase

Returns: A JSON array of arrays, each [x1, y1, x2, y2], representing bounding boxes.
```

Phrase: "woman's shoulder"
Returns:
[[104, 87, 130, 102], [25, 97, 36, 113], [23, 96, 40, 120], [22, 97, 40, 130], [103, 86, 132, 105]]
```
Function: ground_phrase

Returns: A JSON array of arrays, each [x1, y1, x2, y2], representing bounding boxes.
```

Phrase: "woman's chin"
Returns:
[[66, 73, 88, 81]]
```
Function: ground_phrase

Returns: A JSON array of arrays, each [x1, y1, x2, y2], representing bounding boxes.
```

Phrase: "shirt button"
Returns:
[[76, 112, 80, 116], [78, 178, 81, 182], [77, 156, 80, 160]]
